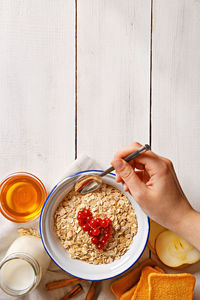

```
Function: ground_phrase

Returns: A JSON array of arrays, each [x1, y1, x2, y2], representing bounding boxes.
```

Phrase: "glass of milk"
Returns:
[[0, 235, 51, 296]]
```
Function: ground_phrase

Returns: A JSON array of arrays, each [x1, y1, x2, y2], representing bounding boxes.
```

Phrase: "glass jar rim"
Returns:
[[0, 172, 47, 223], [0, 252, 41, 296]]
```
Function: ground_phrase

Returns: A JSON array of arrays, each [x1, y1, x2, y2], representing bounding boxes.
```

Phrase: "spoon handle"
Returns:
[[100, 144, 151, 177]]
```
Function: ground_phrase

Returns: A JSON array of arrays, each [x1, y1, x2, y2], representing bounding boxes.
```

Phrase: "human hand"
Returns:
[[111, 142, 193, 231]]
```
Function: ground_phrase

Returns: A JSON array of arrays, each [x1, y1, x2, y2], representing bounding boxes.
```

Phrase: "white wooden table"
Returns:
[[0, 0, 200, 299]]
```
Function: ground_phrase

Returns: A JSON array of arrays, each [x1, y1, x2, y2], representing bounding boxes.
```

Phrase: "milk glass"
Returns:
[[0, 235, 50, 296]]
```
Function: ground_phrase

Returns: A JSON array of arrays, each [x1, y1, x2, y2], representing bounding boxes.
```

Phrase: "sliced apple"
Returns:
[[147, 219, 166, 254], [155, 230, 200, 268]]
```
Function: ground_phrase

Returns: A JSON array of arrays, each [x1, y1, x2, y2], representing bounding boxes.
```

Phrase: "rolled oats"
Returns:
[[54, 184, 138, 265]]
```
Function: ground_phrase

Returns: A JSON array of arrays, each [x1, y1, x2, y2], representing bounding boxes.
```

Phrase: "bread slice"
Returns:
[[154, 266, 165, 273], [119, 264, 165, 300], [111, 259, 156, 299], [131, 266, 160, 300], [119, 284, 137, 300], [148, 273, 196, 300]]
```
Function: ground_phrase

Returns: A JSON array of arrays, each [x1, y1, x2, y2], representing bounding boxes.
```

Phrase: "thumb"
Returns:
[[111, 159, 147, 198]]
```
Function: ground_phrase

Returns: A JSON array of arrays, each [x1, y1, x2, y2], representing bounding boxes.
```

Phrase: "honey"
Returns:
[[0, 173, 47, 223]]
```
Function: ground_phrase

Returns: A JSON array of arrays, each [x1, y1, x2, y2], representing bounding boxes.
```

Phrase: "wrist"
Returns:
[[164, 196, 192, 231], [175, 207, 196, 233], [172, 207, 200, 251], [164, 197, 193, 233]]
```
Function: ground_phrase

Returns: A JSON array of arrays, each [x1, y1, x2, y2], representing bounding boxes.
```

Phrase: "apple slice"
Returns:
[[147, 219, 166, 254], [155, 230, 200, 268]]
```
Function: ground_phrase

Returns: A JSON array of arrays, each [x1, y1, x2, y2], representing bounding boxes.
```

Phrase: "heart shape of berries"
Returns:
[[77, 209, 112, 250]]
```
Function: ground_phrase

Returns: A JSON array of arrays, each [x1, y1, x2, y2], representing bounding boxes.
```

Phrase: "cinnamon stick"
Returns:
[[45, 278, 83, 291], [61, 284, 83, 300], [85, 281, 100, 300]]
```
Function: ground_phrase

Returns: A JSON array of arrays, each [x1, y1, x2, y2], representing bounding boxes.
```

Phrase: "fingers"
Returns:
[[159, 156, 186, 197], [112, 141, 161, 177], [116, 170, 149, 186], [134, 170, 144, 181], [111, 158, 147, 198], [123, 183, 130, 192], [116, 173, 121, 182], [135, 162, 145, 170]]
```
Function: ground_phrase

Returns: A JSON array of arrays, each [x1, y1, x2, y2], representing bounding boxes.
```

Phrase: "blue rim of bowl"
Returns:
[[39, 170, 150, 281]]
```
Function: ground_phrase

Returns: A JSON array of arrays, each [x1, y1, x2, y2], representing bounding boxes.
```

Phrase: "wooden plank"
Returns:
[[0, 0, 75, 190], [77, 0, 151, 168], [152, 0, 200, 211], [77, 2, 151, 298], [152, 0, 200, 298]]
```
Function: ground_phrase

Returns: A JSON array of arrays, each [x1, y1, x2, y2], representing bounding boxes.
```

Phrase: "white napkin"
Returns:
[[0, 154, 115, 300]]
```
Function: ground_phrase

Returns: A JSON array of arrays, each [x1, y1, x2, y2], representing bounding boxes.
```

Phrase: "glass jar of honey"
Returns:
[[0, 172, 47, 223]]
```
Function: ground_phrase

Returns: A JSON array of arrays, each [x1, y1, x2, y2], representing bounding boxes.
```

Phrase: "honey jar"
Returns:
[[0, 172, 47, 223]]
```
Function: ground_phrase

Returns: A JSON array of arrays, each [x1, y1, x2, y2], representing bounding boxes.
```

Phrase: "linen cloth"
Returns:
[[0, 154, 115, 300]]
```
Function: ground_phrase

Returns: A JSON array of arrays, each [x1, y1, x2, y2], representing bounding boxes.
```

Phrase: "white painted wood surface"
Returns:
[[77, 1, 151, 298], [152, 0, 200, 211], [0, 0, 200, 299], [77, 0, 151, 167], [152, 0, 200, 298], [0, 0, 75, 191]]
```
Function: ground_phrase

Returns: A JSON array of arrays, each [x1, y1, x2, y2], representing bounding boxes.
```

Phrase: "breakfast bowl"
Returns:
[[40, 170, 149, 281]]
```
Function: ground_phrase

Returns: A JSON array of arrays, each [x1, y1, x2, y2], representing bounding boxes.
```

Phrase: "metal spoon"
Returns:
[[74, 144, 150, 194]]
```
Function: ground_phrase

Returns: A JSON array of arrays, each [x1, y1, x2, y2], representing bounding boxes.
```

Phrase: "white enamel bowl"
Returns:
[[40, 170, 149, 281]]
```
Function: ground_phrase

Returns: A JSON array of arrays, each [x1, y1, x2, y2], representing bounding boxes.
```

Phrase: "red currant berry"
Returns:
[[78, 211, 84, 218], [101, 239, 107, 246], [104, 233, 110, 240], [96, 242, 103, 250], [100, 219, 109, 228], [90, 219, 98, 228], [96, 218, 102, 226], [78, 219, 86, 227], [82, 224, 90, 232], [104, 217, 112, 225], [91, 237, 99, 244], [83, 209, 91, 216], [105, 225, 112, 233], [77, 214, 85, 221], [86, 215, 93, 223], [88, 229, 93, 237], [92, 227, 100, 236]]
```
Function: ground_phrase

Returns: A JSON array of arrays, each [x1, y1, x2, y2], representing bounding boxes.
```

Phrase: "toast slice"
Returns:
[[120, 284, 137, 300], [111, 259, 156, 299], [131, 266, 161, 300], [154, 266, 165, 273], [148, 273, 196, 300]]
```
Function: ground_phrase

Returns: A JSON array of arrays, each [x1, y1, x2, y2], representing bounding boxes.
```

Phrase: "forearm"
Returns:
[[171, 209, 200, 251]]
